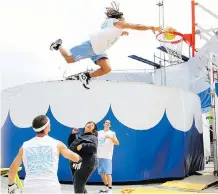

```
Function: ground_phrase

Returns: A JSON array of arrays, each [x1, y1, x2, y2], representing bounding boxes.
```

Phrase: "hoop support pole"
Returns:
[[191, 0, 196, 57]]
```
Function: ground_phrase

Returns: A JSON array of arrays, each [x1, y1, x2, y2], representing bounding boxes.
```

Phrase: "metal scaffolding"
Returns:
[[194, 0, 218, 176]]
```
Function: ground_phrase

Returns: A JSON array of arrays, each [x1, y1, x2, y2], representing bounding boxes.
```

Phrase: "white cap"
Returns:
[[33, 117, 50, 132]]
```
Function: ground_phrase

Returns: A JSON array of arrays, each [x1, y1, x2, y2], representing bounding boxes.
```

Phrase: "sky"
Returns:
[[0, 0, 217, 90]]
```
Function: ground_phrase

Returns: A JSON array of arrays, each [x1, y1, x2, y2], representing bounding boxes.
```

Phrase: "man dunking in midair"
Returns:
[[50, 1, 161, 89]]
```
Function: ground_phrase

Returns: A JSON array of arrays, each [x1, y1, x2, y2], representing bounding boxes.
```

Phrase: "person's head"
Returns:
[[105, 1, 124, 21], [104, 120, 111, 130], [83, 121, 98, 136], [32, 115, 50, 136]]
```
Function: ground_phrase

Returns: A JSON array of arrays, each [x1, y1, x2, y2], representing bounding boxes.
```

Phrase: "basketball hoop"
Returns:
[[156, 31, 184, 65]]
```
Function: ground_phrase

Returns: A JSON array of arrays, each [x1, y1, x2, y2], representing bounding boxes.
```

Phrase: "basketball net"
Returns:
[[156, 31, 184, 65]]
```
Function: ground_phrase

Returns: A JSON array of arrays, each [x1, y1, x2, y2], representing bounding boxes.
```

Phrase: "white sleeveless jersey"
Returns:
[[97, 130, 115, 160], [89, 18, 124, 54], [22, 135, 61, 193]]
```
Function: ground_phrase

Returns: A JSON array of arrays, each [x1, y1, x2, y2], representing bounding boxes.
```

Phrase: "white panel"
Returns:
[[180, 90, 202, 133], [48, 81, 111, 128], [153, 62, 190, 91], [6, 83, 50, 128], [1, 91, 10, 128], [193, 95, 203, 133], [93, 71, 153, 84], [165, 88, 185, 131], [1, 81, 202, 132], [110, 82, 167, 130]]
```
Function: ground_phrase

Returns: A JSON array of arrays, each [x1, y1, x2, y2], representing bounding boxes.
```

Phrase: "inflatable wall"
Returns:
[[1, 80, 204, 182]]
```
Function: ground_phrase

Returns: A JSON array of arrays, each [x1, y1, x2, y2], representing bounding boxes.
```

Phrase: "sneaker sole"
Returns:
[[50, 39, 62, 50], [50, 43, 56, 50], [65, 76, 90, 89], [65, 72, 90, 89], [66, 75, 79, 80], [83, 84, 90, 89]]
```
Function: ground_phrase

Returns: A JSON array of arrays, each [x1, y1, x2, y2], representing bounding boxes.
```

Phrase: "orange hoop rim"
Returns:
[[156, 31, 184, 44]]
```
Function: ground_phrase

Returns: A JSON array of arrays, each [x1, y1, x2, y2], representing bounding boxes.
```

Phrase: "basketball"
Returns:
[[164, 27, 176, 40]]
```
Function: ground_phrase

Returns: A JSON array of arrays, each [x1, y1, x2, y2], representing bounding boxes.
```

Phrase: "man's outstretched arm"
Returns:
[[115, 21, 161, 33], [58, 141, 82, 162]]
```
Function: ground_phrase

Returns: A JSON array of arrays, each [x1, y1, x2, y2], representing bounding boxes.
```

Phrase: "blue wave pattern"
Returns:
[[1, 106, 204, 182]]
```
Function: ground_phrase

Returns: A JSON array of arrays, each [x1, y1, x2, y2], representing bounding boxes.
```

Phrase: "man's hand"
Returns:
[[151, 26, 162, 34], [105, 134, 119, 145], [72, 128, 79, 134], [8, 183, 19, 194], [121, 31, 129, 36], [77, 144, 82, 151]]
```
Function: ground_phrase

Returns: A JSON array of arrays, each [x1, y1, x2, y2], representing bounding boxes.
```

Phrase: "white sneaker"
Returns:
[[106, 189, 113, 194], [99, 186, 108, 193], [50, 39, 62, 50]]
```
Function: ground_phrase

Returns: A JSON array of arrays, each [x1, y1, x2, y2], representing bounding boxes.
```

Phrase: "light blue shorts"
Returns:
[[69, 41, 108, 64], [97, 158, 112, 175]]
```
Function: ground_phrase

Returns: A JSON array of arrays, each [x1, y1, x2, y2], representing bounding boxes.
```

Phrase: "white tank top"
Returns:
[[89, 18, 124, 54], [22, 135, 61, 192]]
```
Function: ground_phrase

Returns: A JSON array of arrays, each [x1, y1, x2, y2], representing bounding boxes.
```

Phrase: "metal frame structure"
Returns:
[[156, 0, 218, 176], [127, 1, 218, 175], [193, 0, 218, 176], [156, 0, 167, 86], [155, 1, 194, 84], [208, 52, 218, 176], [156, 0, 218, 61], [194, 0, 218, 43]]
